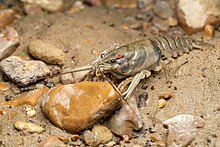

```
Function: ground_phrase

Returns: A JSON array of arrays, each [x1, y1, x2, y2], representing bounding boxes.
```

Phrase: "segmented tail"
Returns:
[[149, 35, 214, 59]]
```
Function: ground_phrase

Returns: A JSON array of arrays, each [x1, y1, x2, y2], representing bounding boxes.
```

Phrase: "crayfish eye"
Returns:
[[109, 59, 116, 63], [101, 54, 105, 58]]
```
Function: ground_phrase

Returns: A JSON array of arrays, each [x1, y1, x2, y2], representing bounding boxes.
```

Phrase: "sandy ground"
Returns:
[[0, 8, 220, 146]]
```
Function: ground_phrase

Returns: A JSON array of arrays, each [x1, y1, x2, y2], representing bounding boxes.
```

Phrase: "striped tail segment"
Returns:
[[149, 35, 214, 59]]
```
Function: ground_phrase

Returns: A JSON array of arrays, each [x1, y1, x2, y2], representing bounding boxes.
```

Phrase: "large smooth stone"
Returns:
[[41, 81, 122, 133]]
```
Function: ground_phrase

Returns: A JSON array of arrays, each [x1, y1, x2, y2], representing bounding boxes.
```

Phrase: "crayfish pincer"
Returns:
[[62, 35, 214, 100]]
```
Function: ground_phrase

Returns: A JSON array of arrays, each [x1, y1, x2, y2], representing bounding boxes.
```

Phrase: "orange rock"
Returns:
[[203, 24, 215, 38], [159, 93, 173, 100], [41, 81, 122, 133], [3, 87, 48, 107], [0, 82, 10, 93]]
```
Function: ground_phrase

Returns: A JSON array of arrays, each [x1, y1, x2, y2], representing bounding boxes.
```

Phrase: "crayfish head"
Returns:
[[95, 62, 118, 77]]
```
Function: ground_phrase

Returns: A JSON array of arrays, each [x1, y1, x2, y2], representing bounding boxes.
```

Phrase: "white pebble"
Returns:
[[14, 121, 44, 133]]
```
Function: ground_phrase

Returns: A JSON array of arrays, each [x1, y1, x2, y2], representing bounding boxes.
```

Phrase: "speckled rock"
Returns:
[[81, 130, 100, 147], [92, 125, 113, 144], [153, 1, 173, 19], [28, 40, 65, 65], [0, 56, 50, 87], [0, 9, 16, 28], [81, 126, 113, 146], [177, 0, 220, 34], [0, 27, 19, 61], [163, 114, 204, 147], [106, 95, 143, 138], [41, 81, 122, 133]]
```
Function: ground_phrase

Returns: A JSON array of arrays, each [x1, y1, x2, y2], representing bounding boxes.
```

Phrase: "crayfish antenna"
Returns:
[[48, 66, 94, 78], [60, 66, 94, 75]]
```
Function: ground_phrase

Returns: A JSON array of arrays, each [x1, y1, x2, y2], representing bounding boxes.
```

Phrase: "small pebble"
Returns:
[[150, 86, 155, 90], [137, 92, 148, 108], [14, 121, 44, 133], [92, 125, 113, 144], [157, 141, 166, 147], [0, 110, 6, 115], [122, 135, 130, 143], [81, 130, 100, 147], [26, 107, 36, 117], [149, 127, 156, 133], [130, 23, 143, 30], [157, 99, 167, 108], [4, 95, 14, 101], [167, 17, 178, 27], [71, 134, 80, 141], [159, 93, 173, 100], [204, 24, 214, 38], [153, 1, 173, 19], [105, 141, 116, 147], [151, 135, 159, 141]]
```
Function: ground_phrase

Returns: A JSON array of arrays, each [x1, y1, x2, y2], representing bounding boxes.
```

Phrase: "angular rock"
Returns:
[[0, 56, 50, 87], [163, 114, 204, 147], [153, 1, 173, 19], [0, 9, 16, 28], [41, 81, 122, 133], [106, 95, 143, 139], [28, 40, 65, 65], [0, 27, 20, 61], [177, 0, 220, 34]]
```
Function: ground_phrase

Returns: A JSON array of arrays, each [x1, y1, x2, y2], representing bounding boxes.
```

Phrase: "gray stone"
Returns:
[[28, 40, 65, 66], [153, 1, 173, 19], [0, 56, 50, 87], [0, 27, 19, 61]]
